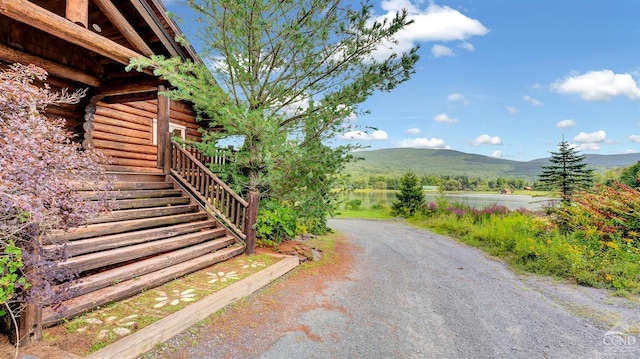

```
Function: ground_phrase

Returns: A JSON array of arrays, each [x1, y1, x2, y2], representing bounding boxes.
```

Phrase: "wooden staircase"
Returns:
[[41, 172, 244, 326]]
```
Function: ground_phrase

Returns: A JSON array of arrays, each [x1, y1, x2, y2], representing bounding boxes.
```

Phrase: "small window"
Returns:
[[153, 119, 186, 145]]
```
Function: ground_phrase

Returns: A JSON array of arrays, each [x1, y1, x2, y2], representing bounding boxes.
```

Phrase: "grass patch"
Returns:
[[334, 209, 394, 219]]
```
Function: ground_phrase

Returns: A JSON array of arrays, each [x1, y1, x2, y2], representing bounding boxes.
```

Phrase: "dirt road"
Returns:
[[145, 219, 640, 358]]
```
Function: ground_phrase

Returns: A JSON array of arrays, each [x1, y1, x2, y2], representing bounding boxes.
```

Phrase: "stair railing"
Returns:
[[170, 140, 248, 240]]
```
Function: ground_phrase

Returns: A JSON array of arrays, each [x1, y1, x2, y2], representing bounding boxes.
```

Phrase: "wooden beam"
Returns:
[[3, 0, 145, 65], [245, 191, 259, 255], [8, 20, 24, 49], [129, 0, 180, 57], [0, 43, 102, 87], [66, 0, 89, 27], [157, 85, 170, 171], [98, 77, 160, 97], [92, 0, 154, 56]]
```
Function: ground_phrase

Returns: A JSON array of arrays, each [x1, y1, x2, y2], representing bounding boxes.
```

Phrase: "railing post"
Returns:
[[157, 85, 170, 174], [245, 191, 259, 255], [18, 304, 42, 346]]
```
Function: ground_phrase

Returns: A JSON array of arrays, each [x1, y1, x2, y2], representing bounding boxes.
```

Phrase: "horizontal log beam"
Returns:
[[0, 43, 101, 87], [3, 0, 145, 65]]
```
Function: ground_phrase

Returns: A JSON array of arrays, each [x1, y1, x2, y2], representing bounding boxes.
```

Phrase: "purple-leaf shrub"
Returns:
[[0, 63, 115, 315]]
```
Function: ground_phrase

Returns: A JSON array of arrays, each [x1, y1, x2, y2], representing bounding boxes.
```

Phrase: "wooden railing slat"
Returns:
[[169, 141, 248, 240]]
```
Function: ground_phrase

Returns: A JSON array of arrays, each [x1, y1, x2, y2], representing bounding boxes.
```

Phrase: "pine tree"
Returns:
[[391, 172, 425, 217], [538, 138, 594, 203]]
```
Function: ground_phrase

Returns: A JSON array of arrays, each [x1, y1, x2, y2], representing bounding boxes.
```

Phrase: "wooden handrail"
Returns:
[[170, 141, 248, 240]]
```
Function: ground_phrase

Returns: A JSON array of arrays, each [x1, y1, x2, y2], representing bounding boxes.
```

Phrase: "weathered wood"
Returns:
[[43, 246, 245, 325], [65, 0, 89, 27], [245, 191, 259, 256], [93, 122, 151, 141], [129, 0, 180, 57], [109, 157, 158, 169], [93, 115, 150, 133], [95, 105, 153, 126], [0, 43, 101, 86], [86, 204, 198, 224], [102, 165, 164, 173], [103, 102, 156, 120], [8, 20, 24, 49], [47, 220, 217, 257], [92, 0, 154, 56], [92, 132, 152, 146], [18, 304, 42, 346], [93, 139, 157, 155], [60, 236, 234, 298], [48, 212, 207, 242], [84, 255, 298, 359], [58, 228, 225, 273], [130, 100, 200, 128], [97, 78, 160, 98], [79, 188, 182, 200], [157, 86, 170, 171], [99, 148, 157, 161], [4, 0, 144, 65]]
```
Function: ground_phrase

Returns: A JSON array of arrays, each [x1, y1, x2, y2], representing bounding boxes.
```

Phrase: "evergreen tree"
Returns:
[[391, 172, 425, 217], [129, 0, 419, 233], [538, 138, 594, 202]]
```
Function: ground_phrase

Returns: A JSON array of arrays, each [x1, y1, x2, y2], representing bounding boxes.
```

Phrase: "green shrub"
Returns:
[[255, 200, 296, 245], [345, 199, 362, 211]]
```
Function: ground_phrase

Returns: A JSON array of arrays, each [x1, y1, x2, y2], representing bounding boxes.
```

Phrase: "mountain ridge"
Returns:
[[345, 148, 640, 181]]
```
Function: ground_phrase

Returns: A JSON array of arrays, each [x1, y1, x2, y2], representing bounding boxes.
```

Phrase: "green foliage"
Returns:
[[416, 199, 640, 294], [345, 199, 362, 211], [619, 161, 640, 188], [391, 172, 425, 217], [128, 0, 419, 237], [538, 138, 594, 203], [0, 241, 26, 316], [255, 201, 297, 244]]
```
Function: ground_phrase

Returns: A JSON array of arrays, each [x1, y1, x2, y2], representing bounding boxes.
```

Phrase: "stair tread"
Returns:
[[86, 204, 199, 224], [62, 236, 236, 298], [58, 228, 228, 272], [80, 189, 183, 200], [43, 245, 245, 325], [47, 212, 209, 242], [45, 220, 219, 256], [114, 197, 191, 210]]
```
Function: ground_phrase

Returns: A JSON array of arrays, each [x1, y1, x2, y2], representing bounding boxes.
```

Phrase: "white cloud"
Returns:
[[398, 137, 450, 149], [471, 134, 502, 146], [406, 127, 421, 134], [506, 106, 518, 114], [532, 83, 542, 89], [552, 70, 640, 101], [491, 150, 503, 159], [432, 44, 455, 57], [338, 130, 388, 141], [629, 135, 640, 143], [575, 143, 601, 151], [448, 93, 464, 101], [371, 1, 489, 59], [573, 130, 606, 143], [448, 93, 469, 106], [459, 42, 474, 51], [434, 113, 458, 123], [556, 119, 576, 128], [626, 149, 638, 154], [523, 95, 543, 106]]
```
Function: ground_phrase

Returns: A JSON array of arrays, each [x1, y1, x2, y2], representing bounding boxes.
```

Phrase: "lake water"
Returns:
[[342, 191, 557, 211]]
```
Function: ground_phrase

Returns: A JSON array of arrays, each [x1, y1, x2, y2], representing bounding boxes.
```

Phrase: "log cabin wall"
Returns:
[[89, 99, 202, 173]]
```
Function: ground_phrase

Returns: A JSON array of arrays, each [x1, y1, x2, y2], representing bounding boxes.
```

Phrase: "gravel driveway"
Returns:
[[259, 219, 639, 359], [145, 218, 640, 359]]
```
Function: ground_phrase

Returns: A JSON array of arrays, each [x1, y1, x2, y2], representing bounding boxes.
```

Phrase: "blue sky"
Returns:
[[165, 0, 640, 162]]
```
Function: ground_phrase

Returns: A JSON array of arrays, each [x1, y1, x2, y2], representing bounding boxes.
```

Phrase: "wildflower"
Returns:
[[605, 241, 620, 250], [605, 274, 613, 282]]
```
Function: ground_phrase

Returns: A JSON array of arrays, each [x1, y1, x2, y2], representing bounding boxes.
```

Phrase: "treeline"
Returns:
[[346, 174, 531, 191]]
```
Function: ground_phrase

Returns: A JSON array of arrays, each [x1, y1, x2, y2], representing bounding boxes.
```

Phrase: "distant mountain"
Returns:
[[345, 148, 640, 181]]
